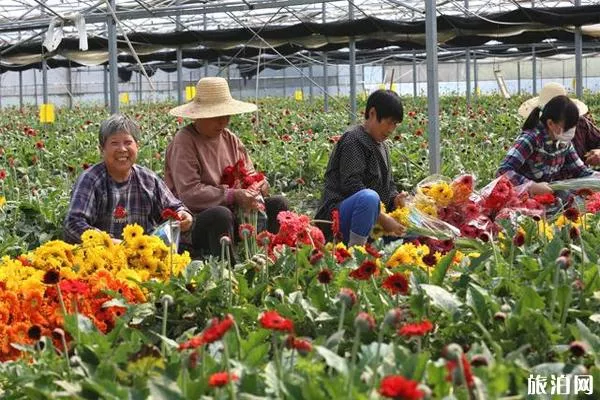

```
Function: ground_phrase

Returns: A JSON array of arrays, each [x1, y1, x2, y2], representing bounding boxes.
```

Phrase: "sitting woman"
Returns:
[[165, 77, 288, 259], [315, 89, 406, 247], [498, 95, 600, 197], [64, 114, 192, 244]]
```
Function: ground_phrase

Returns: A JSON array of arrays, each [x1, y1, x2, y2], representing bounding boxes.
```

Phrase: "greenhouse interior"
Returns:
[[1, 1, 600, 399]]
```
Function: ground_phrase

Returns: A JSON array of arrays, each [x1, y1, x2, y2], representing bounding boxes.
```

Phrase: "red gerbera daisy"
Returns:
[[349, 260, 378, 280], [379, 375, 424, 399], [201, 314, 234, 344], [382, 273, 410, 296], [208, 372, 239, 388], [161, 208, 182, 221], [317, 268, 333, 284], [446, 354, 475, 388], [398, 320, 434, 337], [259, 310, 294, 332]]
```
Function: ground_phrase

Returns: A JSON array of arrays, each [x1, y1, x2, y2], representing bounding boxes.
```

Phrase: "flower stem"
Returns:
[[161, 300, 169, 355], [370, 323, 385, 392], [549, 262, 560, 324], [222, 337, 236, 400], [272, 333, 283, 398], [337, 301, 346, 333], [346, 329, 361, 398]]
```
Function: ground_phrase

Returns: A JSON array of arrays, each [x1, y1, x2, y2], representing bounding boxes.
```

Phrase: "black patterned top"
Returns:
[[314, 124, 399, 222]]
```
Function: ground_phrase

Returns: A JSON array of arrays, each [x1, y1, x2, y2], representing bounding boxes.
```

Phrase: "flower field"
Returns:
[[1, 94, 600, 398]]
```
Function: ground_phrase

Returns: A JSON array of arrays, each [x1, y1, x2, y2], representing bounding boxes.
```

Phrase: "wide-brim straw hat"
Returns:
[[518, 82, 588, 118], [169, 77, 257, 119]]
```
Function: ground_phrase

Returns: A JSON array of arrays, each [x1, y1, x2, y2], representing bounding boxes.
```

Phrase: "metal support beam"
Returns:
[[107, 2, 119, 113], [42, 57, 48, 104], [425, 0, 440, 174], [465, 48, 471, 106], [473, 52, 478, 102], [309, 52, 314, 102], [575, 0, 583, 98], [67, 63, 73, 109], [322, 2, 329, 112], [18, 70, 23, 109], [203, 12, 208, 77], [348, 0, 356, 122], [33, 69, 38, 107], [517, 61, 521, 94], [103, 65, 109, 107], [176, 0, 183, 104], [532, 45, 537, 95], [412, 52, 417, 98]]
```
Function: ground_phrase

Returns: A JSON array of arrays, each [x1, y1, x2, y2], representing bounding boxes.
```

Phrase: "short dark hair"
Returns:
[[364, 90, 403, 122], [99, 114, 141, 147], [523, 95, 579, 131]]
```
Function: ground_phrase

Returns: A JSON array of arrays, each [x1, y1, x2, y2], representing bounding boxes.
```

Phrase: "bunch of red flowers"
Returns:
[[221, 159, 265, 189]]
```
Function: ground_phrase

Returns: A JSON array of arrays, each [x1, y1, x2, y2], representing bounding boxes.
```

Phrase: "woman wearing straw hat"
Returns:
[[164, 77, 288, 259], [498, 93, 599, 197], [518, 82, 600, 166]]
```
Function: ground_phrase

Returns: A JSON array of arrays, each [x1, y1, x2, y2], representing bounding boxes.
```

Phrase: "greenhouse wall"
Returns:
[[1, 55, 600, 107]]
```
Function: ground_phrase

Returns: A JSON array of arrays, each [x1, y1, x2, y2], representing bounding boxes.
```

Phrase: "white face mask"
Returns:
[[556, 126, 576, 144]]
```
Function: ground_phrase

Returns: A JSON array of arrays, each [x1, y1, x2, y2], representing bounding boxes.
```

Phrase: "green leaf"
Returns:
[[147, 376, 184, 400], [420, 284, 462, 314], [431, 249, 456, 285], [314, 345, 349, 376], [517, 286, 544, 314], [576, 319, 600, 353], [467, 283, 492, 322]]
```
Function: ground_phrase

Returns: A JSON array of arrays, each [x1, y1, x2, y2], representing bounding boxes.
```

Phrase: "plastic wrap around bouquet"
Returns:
[[151, 220, 181, 249], [405, 206, 461, 240], [549, 175, 600, 192]]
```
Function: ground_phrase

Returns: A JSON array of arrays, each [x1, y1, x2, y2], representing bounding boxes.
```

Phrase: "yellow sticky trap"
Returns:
[[391, 83, 397, 92], [120, 93, 129, 104], [185, 85, 196, 101], [360, 91, 368, 101], [475, 86, 481, 96], [39, 103, 55, 123], [378, 83, 386, 90], [294, 90, 303, 101], [572, 77, 577, 91]]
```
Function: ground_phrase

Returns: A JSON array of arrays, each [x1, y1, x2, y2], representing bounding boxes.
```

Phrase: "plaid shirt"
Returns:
[[497, 123, 595, 186], [573, 114, 600, 162], [64, 163, 186, 243], [315, 124, 399, 221]]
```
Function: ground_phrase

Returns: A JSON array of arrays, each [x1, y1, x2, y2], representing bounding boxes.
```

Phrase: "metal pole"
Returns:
[[532, 45, 537, 95], [18, 70, 23, 109], [465, 49, 471, 106], [473, 52, 478, 102], [517, 61, 521, 94], [138, 71, 142, 103], [33, 69, 38, 107], [107, 3, 119, 113], [203, 12, 208, 77], [413, 51, 417, 98], [348, 0, 356, 122], [103, 64, 109, 107], [42, 57, 48, 104], [176, 0, 183, 104], [426, 0, 440, 174], [575, 0, 583, 98], [283, 67, 287, 97], [323, 2, 329, 112], [309, 52, 314, 102], [67, 63, 73, 108]]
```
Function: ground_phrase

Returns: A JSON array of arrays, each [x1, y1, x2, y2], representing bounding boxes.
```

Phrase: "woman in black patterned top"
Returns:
[[315, 90, 407, 246]]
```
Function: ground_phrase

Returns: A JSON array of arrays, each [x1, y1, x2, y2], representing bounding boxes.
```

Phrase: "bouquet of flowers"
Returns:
[[549, 176, 600, 192]]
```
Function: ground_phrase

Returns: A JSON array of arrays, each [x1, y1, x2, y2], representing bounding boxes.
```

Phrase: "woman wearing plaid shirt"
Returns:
[[497, 95, 600, 196]]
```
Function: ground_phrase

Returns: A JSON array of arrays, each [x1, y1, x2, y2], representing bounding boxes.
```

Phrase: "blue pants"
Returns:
[[339, 189, 380, 243]]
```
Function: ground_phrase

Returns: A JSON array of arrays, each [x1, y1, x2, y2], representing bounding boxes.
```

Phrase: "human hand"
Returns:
[[529, 182, 553, 195], [393, 192, 409, 209], [178, 210, 193, 232], [234, 189, 261, 210], [585, 149, 600, 166], [378, 213, 406, 237], [258, 179, 270, 196]]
